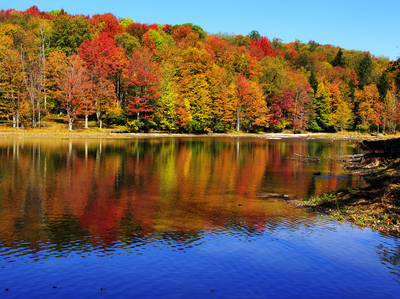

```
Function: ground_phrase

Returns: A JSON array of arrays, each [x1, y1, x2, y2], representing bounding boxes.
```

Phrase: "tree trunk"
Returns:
[[16, 110, 19, 128], [85, 115, 88, 129], [37, 101, 41, 128], [96, 111, 102, 128], [31, 95, 36, 128], [236, 107, 240, 132]]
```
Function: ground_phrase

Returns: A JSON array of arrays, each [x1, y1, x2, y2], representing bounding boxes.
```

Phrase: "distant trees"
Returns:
[[0, 6, 399, 133]]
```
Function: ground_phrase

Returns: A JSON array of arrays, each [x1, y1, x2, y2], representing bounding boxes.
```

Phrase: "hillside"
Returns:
[[0, 6, 399, 133]]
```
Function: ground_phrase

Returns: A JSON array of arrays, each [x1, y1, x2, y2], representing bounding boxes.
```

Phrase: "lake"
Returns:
[[0, 137, 399, 298]]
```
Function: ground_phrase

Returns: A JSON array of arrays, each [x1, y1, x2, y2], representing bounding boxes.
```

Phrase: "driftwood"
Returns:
[[336, 154, 364, 159], [256, 193, 292, 200], [334, 154, 364, 162], [292, 153, 320, 162]]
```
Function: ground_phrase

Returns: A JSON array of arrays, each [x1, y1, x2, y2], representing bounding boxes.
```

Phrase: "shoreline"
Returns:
[[0, 130, 394, 140], [290, 189, 400, 236], [289, 139, 400, 236], [2, 129, 399, 235]]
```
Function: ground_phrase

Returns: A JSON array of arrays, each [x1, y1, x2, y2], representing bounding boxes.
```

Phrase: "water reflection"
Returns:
[[377, 241, 400, 284], [0, 138, 399, 297], [0, 138, 359, 249]]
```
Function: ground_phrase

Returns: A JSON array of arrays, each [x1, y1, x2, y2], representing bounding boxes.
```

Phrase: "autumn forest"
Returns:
[[0, 6, 400, 133]]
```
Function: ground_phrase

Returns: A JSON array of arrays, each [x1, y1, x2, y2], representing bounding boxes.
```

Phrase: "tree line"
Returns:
[[0, 6, 399, 133]]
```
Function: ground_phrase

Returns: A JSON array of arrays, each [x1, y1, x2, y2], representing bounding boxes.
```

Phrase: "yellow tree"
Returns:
[[154, 59, 178, 132], [0, 36, 26, 127], [329, 82, 352, 131], [174, 46, 214, 132], [355, 84, 383, 132], [236, 73, 269, 132], [383, 87, 399, 133]]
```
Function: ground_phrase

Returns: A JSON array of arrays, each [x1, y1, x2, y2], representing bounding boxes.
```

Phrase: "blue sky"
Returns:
[[4, 0, 400, 59]]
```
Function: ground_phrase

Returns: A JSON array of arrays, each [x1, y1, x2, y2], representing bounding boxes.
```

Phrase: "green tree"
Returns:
[[120, 18, 133, 28], [331, 49, 344, 67], [377, 72, 390, 100], [154, 61, 178, 132], [249, 30, 261, 41], [395, 71, 400, 91], [115, 32, 140, 56], [308, 71, 318, 94], [50, 15, 91, 54], [311, 82, 331, 131], [357, 53, 373, 88]]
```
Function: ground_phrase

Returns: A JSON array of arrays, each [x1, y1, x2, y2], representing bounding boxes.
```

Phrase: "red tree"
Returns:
[[78, 33, 124, 78], [172, 26, 193, 42], [269, 90, 295, 127], [90, 13, 122, 37], [123, 49, 160, 120], [126, 23, 157, 40], [250, 37, 282, 61], [78, 33, 122, 127], [54, 55, 89, 130], [23, 5, 54, 20]]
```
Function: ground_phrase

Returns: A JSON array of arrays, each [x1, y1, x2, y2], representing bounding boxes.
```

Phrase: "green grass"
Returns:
[[301, 192, 341, 208], [300, 189, 399, 235]]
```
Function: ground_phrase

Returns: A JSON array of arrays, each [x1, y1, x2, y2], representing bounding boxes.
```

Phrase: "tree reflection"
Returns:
[[0, 138, 360, 251]]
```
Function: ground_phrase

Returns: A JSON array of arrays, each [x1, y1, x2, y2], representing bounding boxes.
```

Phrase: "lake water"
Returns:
[[0, 137, 399, 298]]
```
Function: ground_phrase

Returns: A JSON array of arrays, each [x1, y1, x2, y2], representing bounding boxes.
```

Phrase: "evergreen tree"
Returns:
[[249, 30, 261, 41], [377, 72, 390, 100], [394, 71, 400, 91], [308, 71, 318, 94], [357, 53, 373, 88], [331, 49, 344, 67], [313, 82, 331, 131]]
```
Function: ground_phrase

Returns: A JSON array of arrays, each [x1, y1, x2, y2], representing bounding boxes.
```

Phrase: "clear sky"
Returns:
[[4, 0, 400, 60]]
